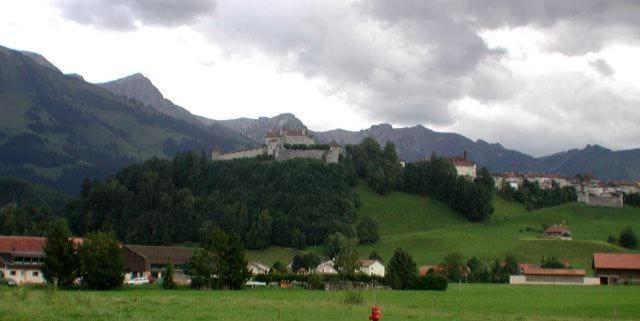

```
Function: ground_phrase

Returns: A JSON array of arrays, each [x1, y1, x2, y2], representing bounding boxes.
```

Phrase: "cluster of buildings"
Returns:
[[510, 253, 640, 286], [0, 235, 384, 286], [211, 126, 343, 164], [494, 172, 639, 208]]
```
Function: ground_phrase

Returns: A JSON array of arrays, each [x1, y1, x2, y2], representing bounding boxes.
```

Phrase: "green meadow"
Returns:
[[1, 285, 639, 321], [250, 182, 640, 271]]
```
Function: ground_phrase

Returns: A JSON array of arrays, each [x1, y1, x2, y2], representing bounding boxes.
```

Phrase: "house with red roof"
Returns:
[[447, 151, 477, 178], [593, 253, 640, 285], [510, 263, 599, 285], [0, 236, 47, 284], [543, 225, 572, 240]]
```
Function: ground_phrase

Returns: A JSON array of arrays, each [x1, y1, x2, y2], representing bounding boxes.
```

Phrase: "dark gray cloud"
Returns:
[[53, 0, 216, 30], [589, 59, 615, 78], [52, 0, 640, 153]]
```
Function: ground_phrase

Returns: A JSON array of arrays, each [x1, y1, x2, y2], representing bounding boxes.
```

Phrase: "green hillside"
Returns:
[[248, 182, 640, 271], [356, 183, 640, 271]]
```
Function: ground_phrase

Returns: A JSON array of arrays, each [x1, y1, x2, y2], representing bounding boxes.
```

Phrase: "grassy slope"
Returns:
[[355, 182, 640, 270], [2, 285, 640, 321]]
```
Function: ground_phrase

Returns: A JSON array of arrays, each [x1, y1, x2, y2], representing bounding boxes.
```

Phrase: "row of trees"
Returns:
[[42, 220, 124, 290], [67, 153, 359, 249], [403, 158, 495, 222], [344, 138, 403, 195], [499, 179, 577, 210], [623, 193, 640, 207]]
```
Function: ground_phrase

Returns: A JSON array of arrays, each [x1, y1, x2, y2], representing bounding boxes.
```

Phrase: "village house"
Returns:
[[315, 260, 337, 275], [608, 180, 640, 194], [212, 126, 343, 163], [446, 151, 477, 178], [247, 261, 270, 275], [356, 259, 385, 277], [593, 253, 640, 285], [543, 225, 572, 240], [418, 264, 445, 277], [0, 236, 46, 285], [123, 244, 193, 285], [510, 263, 599, 285]]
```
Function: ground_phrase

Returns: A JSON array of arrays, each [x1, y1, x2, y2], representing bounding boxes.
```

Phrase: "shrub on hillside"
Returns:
[[423, 273, 448, 291], [78, 232, 124, 290], [385, 248, 417, 290], [619, 226, 637, 249], [357, 216, 380, 244]]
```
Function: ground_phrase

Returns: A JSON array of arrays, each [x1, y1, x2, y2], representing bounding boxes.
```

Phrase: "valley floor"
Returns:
[[1, 284, 639, 321]]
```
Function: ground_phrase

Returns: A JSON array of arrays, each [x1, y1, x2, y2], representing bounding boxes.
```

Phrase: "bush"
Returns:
[[620, 226, 637, 249], [78, 231, 124, 290], [357, 216, 380, 244], [161, 259, 177, 290], [385, 248, 417, 290], [423, 273, 448, 291], [307, 273, 324, 290]]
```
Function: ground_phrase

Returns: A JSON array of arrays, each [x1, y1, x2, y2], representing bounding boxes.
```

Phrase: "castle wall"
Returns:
[[275, 149, 327, 162], [578, 193, 624, 208], [282, 135, 315, 146], [213, 147, 265, 161]]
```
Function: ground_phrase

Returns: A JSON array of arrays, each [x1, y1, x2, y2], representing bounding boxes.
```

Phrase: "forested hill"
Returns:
[[67, 153, 359, 247], [0, 46, 254, 194]]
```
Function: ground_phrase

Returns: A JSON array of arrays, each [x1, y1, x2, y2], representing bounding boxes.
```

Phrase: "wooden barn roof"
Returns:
[[0, 236, 46, 254], [593, 253, 640, 270], [125, 244, 194, 265]]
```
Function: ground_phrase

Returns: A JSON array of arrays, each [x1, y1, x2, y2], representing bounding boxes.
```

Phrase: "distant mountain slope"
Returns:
[[215, 113, 306, 142], [98, 73, 194, 122], [0, 46, 253, 194], [534, 145, 640, 180], [314, 124, 536, 172]]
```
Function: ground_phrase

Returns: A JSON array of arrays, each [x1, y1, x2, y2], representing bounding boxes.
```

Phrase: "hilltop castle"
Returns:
[[212, 126, 343, 163]]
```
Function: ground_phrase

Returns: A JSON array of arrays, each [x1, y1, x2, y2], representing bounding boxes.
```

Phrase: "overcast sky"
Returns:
[[1, 0, 640, 156]]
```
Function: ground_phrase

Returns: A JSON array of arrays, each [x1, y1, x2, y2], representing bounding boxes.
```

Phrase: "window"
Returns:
[[32, 271, 39, 277], [10, 271, 16, 276]]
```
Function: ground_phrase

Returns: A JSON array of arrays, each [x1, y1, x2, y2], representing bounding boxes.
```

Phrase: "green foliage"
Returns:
[[505, 179, 577, 210], [68, 153, 358, 248], [334, 236, 359, 277], [0, 177, 68, 215], [475, 167, 495, 192], [42, 219, 78, 289], [270, 261, 287, 274], [186, 248, 215, 289], [403, 158, 494, 222], [619, 226, 637, 249], [323, 232, 346, 259], [466, 257, 490, 283], [345, 138, 402, 195], [307, 273, 324, 290], [203, 228, 251, 290], [0, 205, 53, 236], [624, 193, 640, 207], [78, 232, 124, 290], [245, 210, 273, 250], [356, 216, 379, 244], [423, 273, 448, 291], [541, 256, 566, 269], [284, 144, 330, 150], [386, 248, 417, 290], [441, 253, 466, 282], [161, 259, 177, 290], [368, 250, 383, 263], [291, 252, 321, 272]]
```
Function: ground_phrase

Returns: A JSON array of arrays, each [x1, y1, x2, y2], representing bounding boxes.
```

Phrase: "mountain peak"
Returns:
[[20, 51, 61, 73], [99, 73, 165, 107]]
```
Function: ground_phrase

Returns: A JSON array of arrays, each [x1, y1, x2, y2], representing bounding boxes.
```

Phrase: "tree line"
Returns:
[[66, 152, 359, 249], [498, 179, 577, 210]]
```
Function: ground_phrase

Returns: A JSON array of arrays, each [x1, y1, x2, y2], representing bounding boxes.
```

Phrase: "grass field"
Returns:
[[248, 182, 640, 271], [1, 284, 639, 321]]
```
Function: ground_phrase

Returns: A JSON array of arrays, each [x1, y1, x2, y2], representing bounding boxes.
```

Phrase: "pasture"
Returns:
[[1, 284, 639, 321]]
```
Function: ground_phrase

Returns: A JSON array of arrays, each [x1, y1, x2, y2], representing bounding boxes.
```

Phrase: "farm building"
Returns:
[[0, 236, 47, 285], [543, 225, 572, 240], [357, 260, 385, 277], [248, 261, 270, 275], [593, 253, 640, 285], [510, 264, 599, 285], [123, 244, 193, 285], [315, 260, 337, 275]]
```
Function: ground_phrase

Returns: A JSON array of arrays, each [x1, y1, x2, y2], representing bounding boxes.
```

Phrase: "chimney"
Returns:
[[463, 150, 468, 159]]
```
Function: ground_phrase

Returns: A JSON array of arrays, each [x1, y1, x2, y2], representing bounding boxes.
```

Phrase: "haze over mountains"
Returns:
[[1, 45, 640, 195]]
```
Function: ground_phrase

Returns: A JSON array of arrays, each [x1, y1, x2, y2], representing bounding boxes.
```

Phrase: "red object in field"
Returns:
[[369, 306, 381, 321]]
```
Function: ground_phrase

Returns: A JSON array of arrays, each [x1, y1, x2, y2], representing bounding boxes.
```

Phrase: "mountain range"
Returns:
[[1, 45, 639, 195]]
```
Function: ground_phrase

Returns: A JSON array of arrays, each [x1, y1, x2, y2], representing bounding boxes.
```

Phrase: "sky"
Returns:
[[1, 0, 640, 156]]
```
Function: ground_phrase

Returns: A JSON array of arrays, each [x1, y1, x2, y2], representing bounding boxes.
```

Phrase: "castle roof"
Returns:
[[328, 140, 342, 148]]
